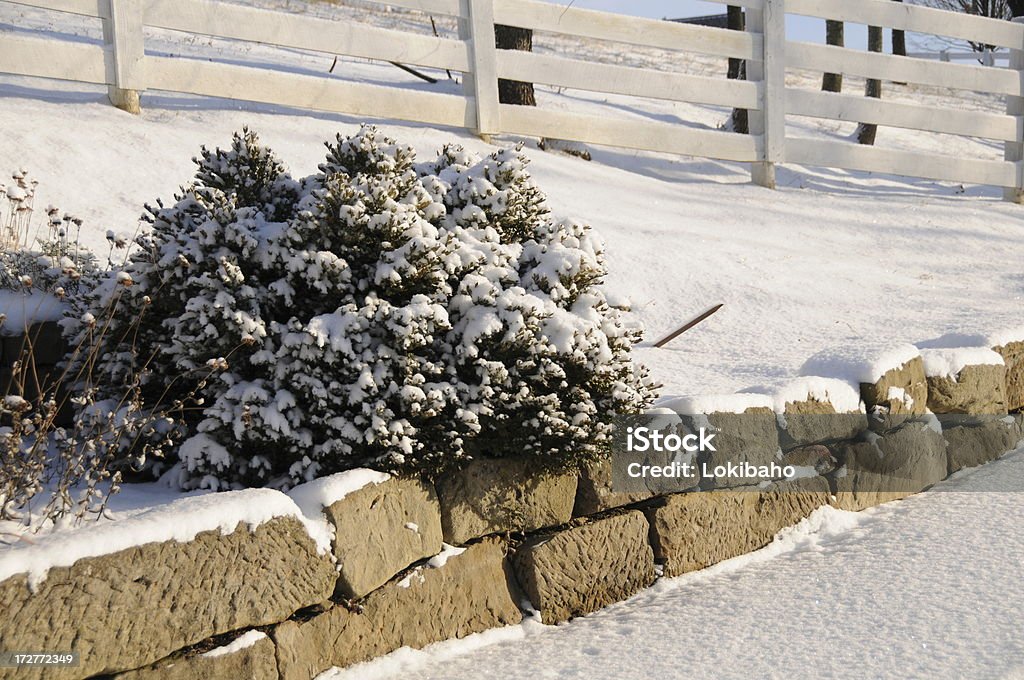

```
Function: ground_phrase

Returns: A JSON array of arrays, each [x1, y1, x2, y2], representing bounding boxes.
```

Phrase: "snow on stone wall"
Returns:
[[0, 338, 1022, 680]]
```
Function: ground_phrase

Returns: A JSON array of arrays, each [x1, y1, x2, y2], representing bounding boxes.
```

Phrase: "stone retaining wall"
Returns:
[[1, 344, 1022, 679]]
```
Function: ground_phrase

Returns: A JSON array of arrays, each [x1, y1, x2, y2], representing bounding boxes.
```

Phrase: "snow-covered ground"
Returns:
[[321, 446, 1024, 680], [2, 0, 1023, 399]]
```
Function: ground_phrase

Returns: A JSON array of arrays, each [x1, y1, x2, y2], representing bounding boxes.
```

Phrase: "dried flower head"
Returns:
[[204, 357, 229, 372]]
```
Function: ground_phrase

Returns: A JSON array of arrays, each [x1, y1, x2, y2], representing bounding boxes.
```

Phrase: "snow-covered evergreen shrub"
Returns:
[[82, 127, 656, 489]]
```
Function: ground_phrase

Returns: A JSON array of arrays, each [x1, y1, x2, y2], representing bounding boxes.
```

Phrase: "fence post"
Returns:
[[457, 0, 476, 105], [747, 0, 785, 188], [1005, 18, 1024, 203], [466, 0, 500, 141], [102, 0, 145, 114]]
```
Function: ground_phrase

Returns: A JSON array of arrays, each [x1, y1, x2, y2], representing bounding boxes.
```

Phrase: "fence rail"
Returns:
[[144, 0, 472, 73], [908, 49, 1006, 65], [1, 0, 1024, 199]]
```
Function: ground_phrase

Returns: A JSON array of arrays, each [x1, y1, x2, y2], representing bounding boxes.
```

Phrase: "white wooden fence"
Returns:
[[2, 0, 1024, 200]]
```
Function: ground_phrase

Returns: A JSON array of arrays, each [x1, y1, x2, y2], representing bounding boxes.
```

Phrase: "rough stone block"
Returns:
[[779, 398, 868, 449], [687, 407, 781, 488], [0, 516, 336, 680], [645, 476, 830, 577], [860, 356, 928, 423], [2, 323, 66, 367], [995, 341, 1024, 412], [944, 418, 1021, 475], [1, 334, 22, 368], [780, 444, 838, 476], [435, 458, 577, 544], [326, 476, 443, 599], [573, 458, 661, 516], [273, 538, 521, 680], [597, 410, 704, 505], [832, 419, 947, 512], [926, 364, 1008, 415], [111, 631, 277, 680], [0, 366, 53, 403], [511, 511, 654, 624]]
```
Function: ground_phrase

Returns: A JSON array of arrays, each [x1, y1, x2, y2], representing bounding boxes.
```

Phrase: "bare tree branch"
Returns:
[[910, 0, 1008, 51]]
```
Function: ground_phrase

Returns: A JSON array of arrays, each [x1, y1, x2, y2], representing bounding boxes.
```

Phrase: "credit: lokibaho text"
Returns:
[[625, 460, 797, 481]]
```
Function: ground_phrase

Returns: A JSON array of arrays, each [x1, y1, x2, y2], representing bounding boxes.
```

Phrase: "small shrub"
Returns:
[[83, 127, 657, 489], [0, 297, 223, 527], [0, 169, 126, 308], [0, 172, 196, 528]]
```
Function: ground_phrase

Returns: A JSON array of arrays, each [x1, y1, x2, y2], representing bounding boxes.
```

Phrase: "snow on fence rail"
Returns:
[[1, 0, 1024, 199]]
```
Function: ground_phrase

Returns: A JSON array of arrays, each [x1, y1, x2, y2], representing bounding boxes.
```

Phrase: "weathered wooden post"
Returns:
[[1004, 17, 1024, 203], [466, 0, 500, 142], [102, 0, 145, 114], [457, 2, 476, 107], [822, 19, 844, 91], [747, 0, 786, 189]]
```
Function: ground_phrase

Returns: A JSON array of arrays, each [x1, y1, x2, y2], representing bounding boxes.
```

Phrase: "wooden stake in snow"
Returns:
[[329, 55, 437, 84], [653, 304, 724, 348], [430, 16, 454, 81], [388, 61, 438, 84]]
